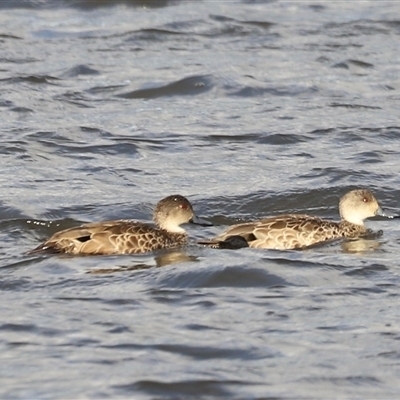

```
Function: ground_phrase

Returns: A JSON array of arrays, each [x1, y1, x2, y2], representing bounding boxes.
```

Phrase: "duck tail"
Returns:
[[27, 242, 61, 255], [198, 235, 249, 250]]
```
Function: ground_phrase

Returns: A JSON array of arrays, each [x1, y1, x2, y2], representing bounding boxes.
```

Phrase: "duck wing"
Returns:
[[200, 214, 342, 250], [250, 214, 341, 249], [29, 220, 166, 255]]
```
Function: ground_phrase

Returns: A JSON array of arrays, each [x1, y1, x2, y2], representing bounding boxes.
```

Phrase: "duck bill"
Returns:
[[375, 206, 399, 219], [189, 215, 213, 226]]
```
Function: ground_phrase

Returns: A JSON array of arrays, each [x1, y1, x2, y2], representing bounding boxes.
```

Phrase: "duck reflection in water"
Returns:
[[87, 250, 198, 274]]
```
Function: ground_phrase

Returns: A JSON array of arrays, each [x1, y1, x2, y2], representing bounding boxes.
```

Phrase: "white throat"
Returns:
[[161, 221, 186, 234], [342, 212, 365, 226]]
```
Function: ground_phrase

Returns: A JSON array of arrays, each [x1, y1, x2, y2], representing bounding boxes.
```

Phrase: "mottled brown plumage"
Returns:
[[199, 189, 386, 250], [30, 195, 203, 255]]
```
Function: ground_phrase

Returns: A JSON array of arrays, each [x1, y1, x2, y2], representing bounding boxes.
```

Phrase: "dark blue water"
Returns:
[[1, 1, 400, 398]]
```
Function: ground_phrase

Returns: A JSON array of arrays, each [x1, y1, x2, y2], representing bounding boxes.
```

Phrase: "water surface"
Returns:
[[1, 1, 400, 398]]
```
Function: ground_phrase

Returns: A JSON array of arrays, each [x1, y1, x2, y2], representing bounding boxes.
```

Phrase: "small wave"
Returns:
[[117, 75, 213, 99], [1, 75, 59, 85], [229, 84, 318, 98], [114, 378, 250, 398], [0, 0, 176, 10], [156, 264, 291, 289], [61, 64, 100, 78]]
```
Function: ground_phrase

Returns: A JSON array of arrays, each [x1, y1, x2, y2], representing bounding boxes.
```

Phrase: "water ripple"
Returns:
[[117, 75, 213, 99], [2, 1, 400, 399]]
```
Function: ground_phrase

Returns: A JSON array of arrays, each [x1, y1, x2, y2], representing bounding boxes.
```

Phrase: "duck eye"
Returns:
[[363, 197, 368, 203], [179, 203, 188, 210]]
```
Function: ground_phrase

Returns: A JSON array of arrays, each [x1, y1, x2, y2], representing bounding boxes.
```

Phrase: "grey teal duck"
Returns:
[[30, 195, 208, 255], [199, 189, 390, 250]]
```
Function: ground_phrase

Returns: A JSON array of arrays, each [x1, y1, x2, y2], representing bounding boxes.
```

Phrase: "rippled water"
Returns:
[[2, 0, 400, 398]]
